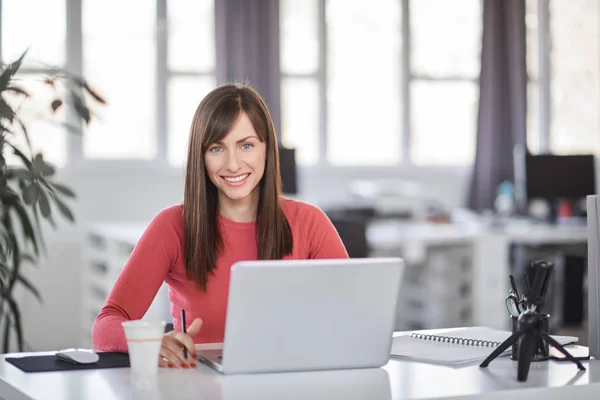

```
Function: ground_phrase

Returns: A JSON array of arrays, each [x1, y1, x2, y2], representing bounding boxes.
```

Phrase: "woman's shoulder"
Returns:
[[280, 197, 329, 225], [148, 204, 184, 233]]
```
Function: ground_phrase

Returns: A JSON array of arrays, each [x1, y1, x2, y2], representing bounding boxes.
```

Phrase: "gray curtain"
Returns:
[[215, 0, 281, 137], [468, 0, 527, 211]]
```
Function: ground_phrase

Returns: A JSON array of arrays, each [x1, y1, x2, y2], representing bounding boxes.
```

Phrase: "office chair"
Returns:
[[328, 217, 369, 258]]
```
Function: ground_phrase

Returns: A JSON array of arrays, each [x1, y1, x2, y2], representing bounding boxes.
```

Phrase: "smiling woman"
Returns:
[[92, 82, 349, 368]]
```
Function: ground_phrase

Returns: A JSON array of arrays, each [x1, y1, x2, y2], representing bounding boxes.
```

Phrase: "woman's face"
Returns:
[[204, 111, 267, 206]]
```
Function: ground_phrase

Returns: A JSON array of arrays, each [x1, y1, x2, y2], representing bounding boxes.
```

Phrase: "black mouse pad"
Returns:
[[5, 352, 130, 372]]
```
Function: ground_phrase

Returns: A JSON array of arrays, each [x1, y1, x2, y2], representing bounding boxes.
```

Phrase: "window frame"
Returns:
[[532, 0, 551, 153], [0, 0, 216, 170], [279, 0, 482, 170]]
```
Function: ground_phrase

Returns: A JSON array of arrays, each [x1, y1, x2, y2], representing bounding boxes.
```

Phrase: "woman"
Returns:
[[92, 83, 349, 369]]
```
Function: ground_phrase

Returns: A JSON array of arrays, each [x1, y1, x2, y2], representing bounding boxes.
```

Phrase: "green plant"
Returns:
[[0, 50, 105, 352]]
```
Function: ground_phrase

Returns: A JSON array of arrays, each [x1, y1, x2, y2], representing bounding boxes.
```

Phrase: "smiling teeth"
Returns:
[[224, 174, 248, 182]]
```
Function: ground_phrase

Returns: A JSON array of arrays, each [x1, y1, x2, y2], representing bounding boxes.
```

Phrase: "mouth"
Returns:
[[221, 173, 250, 186]]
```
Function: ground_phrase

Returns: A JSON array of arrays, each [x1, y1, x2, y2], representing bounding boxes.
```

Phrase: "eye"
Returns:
[[241, 143, 253, 150], [209, 146, 223, 153]]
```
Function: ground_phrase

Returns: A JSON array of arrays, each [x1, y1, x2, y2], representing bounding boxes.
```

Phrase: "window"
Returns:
[[1, 0, 67, 166], [280, 0, 482, 167], [0, 0, 216, 166], [526, 0, 600, 155], [167, 0, 217, 166], [82, 0, 157, 160]]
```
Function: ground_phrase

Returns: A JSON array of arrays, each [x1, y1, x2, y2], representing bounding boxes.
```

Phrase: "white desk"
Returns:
[[0, 340, 599, 400], [367, 219, 588, 330]]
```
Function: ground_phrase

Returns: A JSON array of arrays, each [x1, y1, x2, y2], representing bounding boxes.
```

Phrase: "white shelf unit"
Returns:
[[371, 243, 474, 331], [80, 222, 171, 348]]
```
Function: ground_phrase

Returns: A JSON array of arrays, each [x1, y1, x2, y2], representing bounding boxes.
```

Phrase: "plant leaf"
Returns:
[[70, 90, 91, 124], [0, 49, 27, 91], [37, 187, 51, 219], [19, 253, 37, 265], [82, 82, 107, 105], [15, 117, 33, 154], [22, 183, 39, 205], [51, 99, 62, 112], [8, 198, 40, 255], [50, 194, 75, 222], [6, 86, 29, 97], [32, 154, 53, 177], [6, 296, 24, 351], [0, 100, 15, 123], [0, 124, 14, 134], [50, 182, 76, 198], [16, 274, 42, 302], [6, 142, 33, 169], [2, 315, 11, 353]]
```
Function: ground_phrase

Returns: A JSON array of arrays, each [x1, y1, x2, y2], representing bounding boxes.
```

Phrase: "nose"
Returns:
[[226, 151, 240, 172]]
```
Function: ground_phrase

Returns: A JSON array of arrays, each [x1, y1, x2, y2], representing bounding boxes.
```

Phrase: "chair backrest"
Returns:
[[587, 195, 600, 358], [328, 217, 368, 258]]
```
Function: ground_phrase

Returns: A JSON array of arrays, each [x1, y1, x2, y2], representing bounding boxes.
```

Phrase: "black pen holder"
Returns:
[[510, 314, 550, 362]]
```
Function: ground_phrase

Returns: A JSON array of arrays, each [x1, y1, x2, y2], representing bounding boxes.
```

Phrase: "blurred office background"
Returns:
[[0, 0, 598, 351]]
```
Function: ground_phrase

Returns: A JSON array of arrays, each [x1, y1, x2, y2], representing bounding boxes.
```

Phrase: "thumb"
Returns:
[[186, 318, 203, 337]]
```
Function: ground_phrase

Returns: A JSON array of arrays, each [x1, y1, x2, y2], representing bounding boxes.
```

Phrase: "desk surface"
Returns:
[[367, 219, 587, 250], [1, 344, 599, 400]]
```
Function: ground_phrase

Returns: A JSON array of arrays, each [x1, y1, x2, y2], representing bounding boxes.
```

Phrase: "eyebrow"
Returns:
[[212, 135, 259, 145]]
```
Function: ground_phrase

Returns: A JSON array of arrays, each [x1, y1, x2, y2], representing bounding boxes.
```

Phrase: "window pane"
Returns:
[[168, 0, 215, 72], [167, 76, 216, 166], [411, 0, 481, 78], [549, 0, 600, 154], [326, 0, 402, 165], [280, 0, 319, 74], [525, 0, 539, 80], [3, 74, 66, 167], [411, 81, 478, 165], [82, 1, 156, 159], [281, 78, 319, 165], [1, 0, 66, 67], [527, 82, 540, 154]]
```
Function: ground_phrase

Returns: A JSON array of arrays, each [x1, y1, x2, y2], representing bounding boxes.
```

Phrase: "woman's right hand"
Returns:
[[159, 318, 203, 368]]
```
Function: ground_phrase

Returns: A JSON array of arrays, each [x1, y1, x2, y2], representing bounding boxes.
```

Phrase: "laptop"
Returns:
[[196, 257, 404, 375]]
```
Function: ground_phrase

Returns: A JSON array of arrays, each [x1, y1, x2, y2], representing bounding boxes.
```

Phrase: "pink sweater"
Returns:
[[92, 198, 349, 352]]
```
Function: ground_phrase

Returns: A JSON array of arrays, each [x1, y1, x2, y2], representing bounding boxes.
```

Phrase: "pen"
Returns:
[[509, 274, 520, 300], [181, 309, 188, 359]]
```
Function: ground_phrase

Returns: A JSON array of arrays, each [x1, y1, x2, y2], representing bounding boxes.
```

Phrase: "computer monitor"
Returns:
[[278, 146, 297, 195], [587, 195, 600, 358], [524, 153, 596, 201]]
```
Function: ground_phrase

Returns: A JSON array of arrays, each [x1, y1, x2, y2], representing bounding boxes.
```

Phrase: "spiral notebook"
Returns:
[[391, 327, 578, 366]]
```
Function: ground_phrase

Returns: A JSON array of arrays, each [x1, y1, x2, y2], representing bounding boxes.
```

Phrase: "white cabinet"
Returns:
[[80, 222, 171, 348]]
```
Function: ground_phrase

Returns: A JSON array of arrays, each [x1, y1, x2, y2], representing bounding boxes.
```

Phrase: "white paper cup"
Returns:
[[122, 320, 166, 376]]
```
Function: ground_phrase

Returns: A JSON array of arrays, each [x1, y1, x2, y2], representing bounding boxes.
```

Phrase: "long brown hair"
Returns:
[[183, 82, 293, 291]]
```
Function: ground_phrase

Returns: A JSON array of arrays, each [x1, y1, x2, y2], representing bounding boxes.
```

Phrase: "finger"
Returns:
[[158, 355, 172, 368], [186, 318, 203, 337], [171, 331, 197, 360], [160, 345, 186, 368], [163, 335, 195, 366]]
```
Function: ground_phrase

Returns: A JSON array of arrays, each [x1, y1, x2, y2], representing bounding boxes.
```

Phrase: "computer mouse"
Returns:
[[55, 349, 100, 364]]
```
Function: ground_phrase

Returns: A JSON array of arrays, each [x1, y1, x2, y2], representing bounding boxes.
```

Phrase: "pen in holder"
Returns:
[[510, 314, 550, 361], [481, 260, 586, 382]]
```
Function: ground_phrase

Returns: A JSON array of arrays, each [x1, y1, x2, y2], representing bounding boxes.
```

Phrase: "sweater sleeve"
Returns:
[[91, 206, 181, 352], [301, 204, 350, 259]]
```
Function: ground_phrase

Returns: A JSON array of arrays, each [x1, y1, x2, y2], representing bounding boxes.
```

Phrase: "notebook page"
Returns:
[[391, 327, 579, 365], [408, 326, 578, 346], [391, 335, 496, 365]]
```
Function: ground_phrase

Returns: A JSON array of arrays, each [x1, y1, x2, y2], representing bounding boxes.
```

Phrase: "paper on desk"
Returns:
[[390, 327, 578, 366]]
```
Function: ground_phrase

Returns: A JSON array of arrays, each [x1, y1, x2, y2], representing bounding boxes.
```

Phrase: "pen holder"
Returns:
[[510, 314, 550, 362]]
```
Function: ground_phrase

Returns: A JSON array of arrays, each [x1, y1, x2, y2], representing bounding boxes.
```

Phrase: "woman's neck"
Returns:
[[218, 190, 259, 223]]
